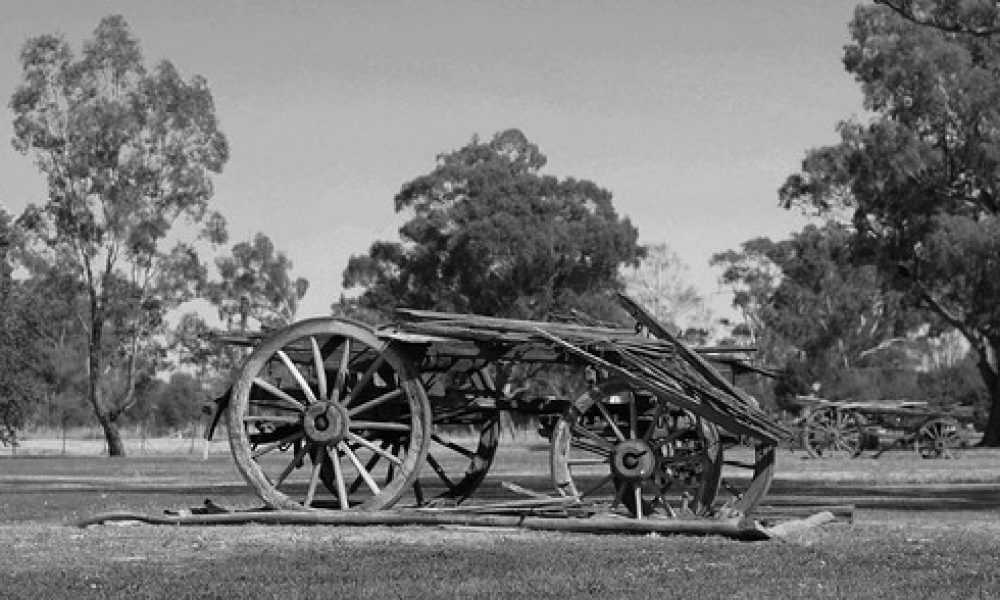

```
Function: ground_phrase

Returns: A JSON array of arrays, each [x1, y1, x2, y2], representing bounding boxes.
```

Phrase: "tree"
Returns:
[[875, 0, 1000, 37], [621, 243, 713, 341], [712, 223, 915, 406], [207, 232, 310, 331], [779, 2, 1000, 444], [0, 210, 49, 445], [343, 129, 643, 321], [10, 15, 229, 455]]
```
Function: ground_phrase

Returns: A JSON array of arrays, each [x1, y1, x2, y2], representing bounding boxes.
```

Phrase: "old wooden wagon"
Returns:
[[205, 294, 791, 523], [791, 395, 972, 459]]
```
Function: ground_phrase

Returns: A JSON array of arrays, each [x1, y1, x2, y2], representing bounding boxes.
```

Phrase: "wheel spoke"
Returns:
[[273, 442, 310, 486], [611, 478, 629, 509], [431, 434, 476, 459], [342, 355, 386, 408], [629, 396, 638, 440], [350, 420, 411, 432], [579, 473, 613, 499], [332, 338, 352, 403], [243, 414, 301, 424], [346, 445, 383, 494], [304, 452, 323, 507], [593, 400, 627, 442], [346, 432, 404, 467], [425, 452, 456, 490], [251, 430, 305, 459], [251, 378, 306, 412], [310, 336, 328, 402], [326, 446, 350, 510], [276, 350, 318, 405], [341, 442, 381, 495], [348, 388, 405, 417]]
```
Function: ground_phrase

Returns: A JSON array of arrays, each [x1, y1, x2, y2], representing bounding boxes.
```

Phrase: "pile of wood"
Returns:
[[382, 296, 791, 445]]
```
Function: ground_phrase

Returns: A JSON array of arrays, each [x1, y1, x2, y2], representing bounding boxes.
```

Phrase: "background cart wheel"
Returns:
[[227, 318, 431, 511], [914, 417, 962, 459], [802, 407, 864, 458], [550, 379, 722, 518], [414, 361, 501, 506]]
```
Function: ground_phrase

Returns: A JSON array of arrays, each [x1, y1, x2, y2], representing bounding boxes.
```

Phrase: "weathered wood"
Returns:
[[78, 509, 768, 539], [617, 293, 758, 408], [532, 327, 788, 444]]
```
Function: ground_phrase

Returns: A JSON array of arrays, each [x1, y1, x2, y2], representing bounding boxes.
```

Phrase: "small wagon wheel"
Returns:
[[914, 417, 962, 459], [802, 407, 864, 459], [413, 361, 501, 506], [550, 379, 722, 518], [227, 318, 431, 511]]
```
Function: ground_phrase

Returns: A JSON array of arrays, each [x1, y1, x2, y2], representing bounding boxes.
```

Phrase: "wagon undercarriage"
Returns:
[[216, 295, 792, 526]]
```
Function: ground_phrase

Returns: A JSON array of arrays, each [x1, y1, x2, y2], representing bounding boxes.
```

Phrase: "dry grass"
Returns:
[[2, 443, 1000, 598]]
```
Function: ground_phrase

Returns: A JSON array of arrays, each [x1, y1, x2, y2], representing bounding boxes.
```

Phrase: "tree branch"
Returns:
[[876, 0, 1000, 37], [902, 267, 985, 356]]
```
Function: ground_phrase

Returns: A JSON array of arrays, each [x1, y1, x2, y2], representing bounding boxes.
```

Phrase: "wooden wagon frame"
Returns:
[[793, 396, 972, 459], [206, 294, 791, 523]]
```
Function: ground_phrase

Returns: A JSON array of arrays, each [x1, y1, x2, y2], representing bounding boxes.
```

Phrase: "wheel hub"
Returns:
[[610, 440, 656, 482], [303, 402, 348, 444]]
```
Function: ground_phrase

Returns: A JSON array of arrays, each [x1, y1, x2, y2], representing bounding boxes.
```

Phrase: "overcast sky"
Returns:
[[0, 0, 865, 319]]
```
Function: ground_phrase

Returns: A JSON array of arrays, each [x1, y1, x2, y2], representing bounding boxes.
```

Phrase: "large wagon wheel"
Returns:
[[227, 318, 431, 511], [414, 361, 501, 506], [914, 417, 962, 459], [802, 406, 864, 459], [550, 379, 722, 518]]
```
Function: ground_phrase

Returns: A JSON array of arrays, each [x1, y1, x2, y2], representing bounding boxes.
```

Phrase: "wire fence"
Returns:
[[0, 422, 231, 457]]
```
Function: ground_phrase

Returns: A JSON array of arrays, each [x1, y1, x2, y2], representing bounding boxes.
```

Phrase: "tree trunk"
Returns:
[[976, 346, 1000, 447], [87, 303, 127, 457], [979, 376, 1000, 447], [97, 412, 126, 456]]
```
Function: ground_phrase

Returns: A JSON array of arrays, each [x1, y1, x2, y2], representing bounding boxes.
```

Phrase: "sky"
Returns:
[[0, 0, 866, 320]]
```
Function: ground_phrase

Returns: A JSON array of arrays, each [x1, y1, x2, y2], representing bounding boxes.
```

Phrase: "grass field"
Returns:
[[2, 441, 999, 599]]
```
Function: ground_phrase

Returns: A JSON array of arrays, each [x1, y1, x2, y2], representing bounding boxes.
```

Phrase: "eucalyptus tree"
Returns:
[[713, 223, 914, 402], [780, 2, 1000, 443], [207, 232, 309, 331], [10, 16, 228, 455], [0, 210, 49, 445], [344, 129, 643, 321], [621, 243, 712, 341]]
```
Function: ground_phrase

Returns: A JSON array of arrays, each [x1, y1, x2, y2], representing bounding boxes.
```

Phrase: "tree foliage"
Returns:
[[779, 2, 1000, 443], [0, 211, 50, 445], [9, 15, 228, 455], [207, 232, 309, 331], [344, 129, 643, 321], [712, 223, 915, 407], [875, 0, 1000, 37]]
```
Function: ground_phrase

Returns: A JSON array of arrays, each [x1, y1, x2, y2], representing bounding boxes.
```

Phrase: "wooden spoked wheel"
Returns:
[[914, 417, 962, 459], [550, 380, 722, 518], [227, 318, 431, 511], [802, 407, 864, 459], [413, 362, 500, 506]]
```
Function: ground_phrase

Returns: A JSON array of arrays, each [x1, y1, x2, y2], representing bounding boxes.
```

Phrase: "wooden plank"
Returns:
[[532, 328, 781, 443], [618, 293, 759, 408]]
